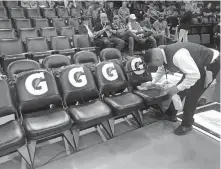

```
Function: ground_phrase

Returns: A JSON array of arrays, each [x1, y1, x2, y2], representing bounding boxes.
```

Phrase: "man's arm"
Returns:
[[94, 24, 106, 37], [173, 48, 201, 91], [152, 65, 166, 84]]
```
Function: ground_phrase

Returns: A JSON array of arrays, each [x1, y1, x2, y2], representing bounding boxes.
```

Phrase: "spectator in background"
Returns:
[[202, 2, 216, 24], [94, 13, 125, 52], [98, 2, 106, 15], [213, 22, 220, 50], [107, 2, 116, 23], [118, 1, 130, 24], [79, 16, 95, 44], [140, 13, 165, 45], [178, 4, 193, 42], [153, 14, 170, 40], [88, 2, 100, 27]]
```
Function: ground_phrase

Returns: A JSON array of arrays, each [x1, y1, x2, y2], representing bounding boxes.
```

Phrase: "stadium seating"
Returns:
[[0, 7, 8, 19], [70, 8, 81, 18], [14, 18, 31, 29], [3, 0, 19, 8], [56, 8, 69, 18], [18, 28, 38, 42], [42, 8, 57, 19], [51, 18, 66, 28], [72, 34, 96, 52], [39, 27, 58, 41], [25, 8, 42, 19], [100, 48, 124, 65], [58, 26, 75, 38], [32, 18, 49, 30], [15, 69, 75, 165], [8, 7, 25, 19], [0, 19, 12, 29], [68, 18, 79, 32], [0, 79, 32, 168], [0, 28, 16, 39], [42, 54, 71, 73], [56, 64, 112, 149], [95, 61, 144, 136]]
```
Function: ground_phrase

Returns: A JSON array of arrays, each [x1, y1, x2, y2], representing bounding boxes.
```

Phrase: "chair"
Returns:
[[0, 7, 8, 19], [7, 59, 40, 82], [26, 37, 55, 62], [56, 8, 69, 18], [52, 18, 66, 28], [32, 18, 49, 31], [188, 34, 201, 44], [14, 18, 31, 29], [50, 36, 76, 56], [39, 27, 57, 41], [70, 8, 81, 18], [95, 61, 144, 136], [25, 8, 42, 19], [0, 28, 16, 39], [100, 48, 123, 65], [9, 7, 25, 19], [42, 8, 57, 19], [15, 69, 75, 166], [3, 1, 19, 7], [18, 28, 38, 42], [0, 38, 26, 72], [56, 64, 112, 149], [72, 34, 96, 52], [201, 26, 210, 44], [68, 18, 79, 32], [0, 79, 32, 169], [42, 54, 71, 73], [0, 19, 12, 29], [58, 26, 75, 38], [72, 51, 98, 71]]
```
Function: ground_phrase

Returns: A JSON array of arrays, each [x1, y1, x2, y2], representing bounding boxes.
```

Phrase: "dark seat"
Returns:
[[100, 48, 123, 65], [26, 37, 54, 62], [0, 7, 8, 19], [32, 18, 49, 31], [56, 64, 112, 148], [42, 8, 57, 19], [58, 26, 75, 38], [51, 18, 66, 28], [50, 36, 76, 56], [42, 54, 71, 72], [72, 34, 96, 52], [95, 61, 144, 133], [68, 18, 79, 32], [0, 79, 31, 167], [39, 27, 57, 41], [4, 1, 19, 8], [7, 59, 40, 81], [0, 19, 12, 29], [25, 8, 42, 18], [14, 18, 31, 29], [9, 7, 25, 19], [56, 8, 69, 18], [15, 69, 75, 164], [70, 8, 81, 18], [0, 28, 15, 39], [19, 28, 38, 42]]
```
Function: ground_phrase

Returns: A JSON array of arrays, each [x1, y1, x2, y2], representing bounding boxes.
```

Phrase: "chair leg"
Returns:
[[17, 144, 32, 169], [101, 118, 115, 138], [63, 130, 76, 152], [27, 140, 37, 166], [96, 125, 107, 142], [132, 111, 144, 127], [72, 126, 80, 151]]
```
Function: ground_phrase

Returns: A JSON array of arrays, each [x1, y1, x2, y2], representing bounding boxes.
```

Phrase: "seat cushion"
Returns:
[[133, 89, 168, 106], [24, 108, 72, 140], [0, 120, 25, 156], [68, 100, 112, 129], [104, 92, 143, 115]]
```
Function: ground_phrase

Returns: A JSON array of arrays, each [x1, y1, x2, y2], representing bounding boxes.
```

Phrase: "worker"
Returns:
[[143, 42, 220, 135]]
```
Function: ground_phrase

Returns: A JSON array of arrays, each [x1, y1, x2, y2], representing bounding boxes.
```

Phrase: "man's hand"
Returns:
[[165, 85, 179, 96], [110, 29, 117, 34], [141, 82, 156, 89]]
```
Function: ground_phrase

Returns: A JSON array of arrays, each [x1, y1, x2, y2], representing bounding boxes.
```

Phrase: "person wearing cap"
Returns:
[[118, 1, 130, 23], [142, 42, 220, 135], [128, 14, 157, 49]]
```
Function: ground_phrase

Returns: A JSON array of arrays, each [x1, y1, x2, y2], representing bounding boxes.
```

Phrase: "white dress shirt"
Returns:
[[152, 48, 219, 91]]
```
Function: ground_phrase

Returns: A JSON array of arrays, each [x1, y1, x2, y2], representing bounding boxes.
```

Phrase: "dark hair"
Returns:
[[143, 49, 154, 64]]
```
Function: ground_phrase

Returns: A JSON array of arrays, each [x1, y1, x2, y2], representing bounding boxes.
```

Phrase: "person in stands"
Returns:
[[118, 1, 130, 24], [106, 2, 116, 23], [202, 2, 216, 24], [94, 13, 125, 52], [143, 42, 220, 135], [88, 2, 100, 27]]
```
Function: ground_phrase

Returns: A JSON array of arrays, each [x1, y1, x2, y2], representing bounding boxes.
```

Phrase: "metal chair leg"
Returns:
[[132, 111, 144, 127], [101, 118, 115, 138], [72, 126, 80, 151], [96, 125, 107, 142], [27, 140, 37, 167], [63, 130, 76, 152], [17, 144, 33, 169]]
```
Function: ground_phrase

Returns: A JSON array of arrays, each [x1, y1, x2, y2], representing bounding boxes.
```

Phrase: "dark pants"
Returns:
[[166, 56, 220, 126], [95, 37, 125, 51]]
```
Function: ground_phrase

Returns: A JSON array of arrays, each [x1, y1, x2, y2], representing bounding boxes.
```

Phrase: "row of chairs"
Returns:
[[0, 0, 20, 7], [0, 7, 83, 19], [0, 17, 87, 31], [1, 55, 162, 168]]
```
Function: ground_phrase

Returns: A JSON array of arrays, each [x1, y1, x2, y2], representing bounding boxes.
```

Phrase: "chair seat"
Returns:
[[24, 108, 72, 140], [68, 100, 112, 129], [104, 92, 143, 115], [133, 89, 168, 105], [0, 120, 25, 154], [58, 48, 76, 55]]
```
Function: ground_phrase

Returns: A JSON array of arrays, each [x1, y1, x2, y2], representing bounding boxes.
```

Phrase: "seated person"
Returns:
[[128, 14, 157, 49], [140, 13, 165, 45], [94, 13, 125, 52], [202, 3, 216, 24]]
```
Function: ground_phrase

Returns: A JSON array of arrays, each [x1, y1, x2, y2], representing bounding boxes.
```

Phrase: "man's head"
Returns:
[[158, 14, 164, 22], [143, 13, 150, 21], [143, 48, 164, 67], [93, 2, 100, 9], [100, 13, 108, 23], [99, 1, 104, 8], [129, 14, 136, 23], [207, 2, 212, 9], [113, 15, 120, 24], [122, 1, 127, 8], [109, 2, 114, 8]]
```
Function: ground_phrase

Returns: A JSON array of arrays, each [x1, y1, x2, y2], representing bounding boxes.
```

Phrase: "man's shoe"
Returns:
[[165, 115, 177, 122], [174, 124, 193, 136]]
